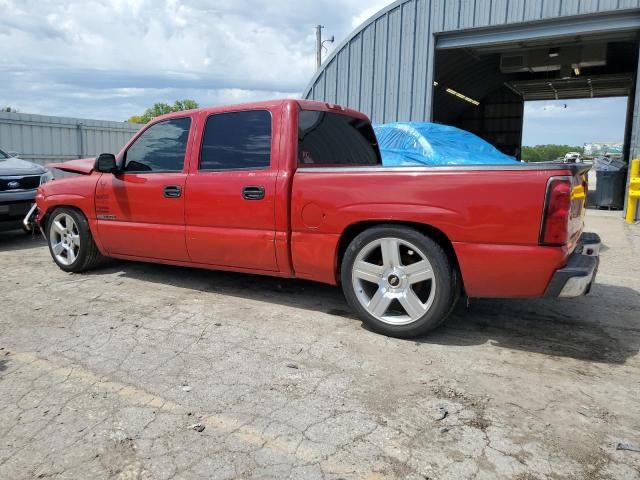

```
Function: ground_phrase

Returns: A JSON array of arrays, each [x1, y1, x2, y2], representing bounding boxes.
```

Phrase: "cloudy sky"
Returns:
[[0, 0, 629, 146], [0, 0, 392, 120], [522, 97, 628, 146]]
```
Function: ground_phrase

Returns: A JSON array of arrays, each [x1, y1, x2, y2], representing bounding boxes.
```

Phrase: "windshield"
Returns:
[[0, 149, 8, 159]]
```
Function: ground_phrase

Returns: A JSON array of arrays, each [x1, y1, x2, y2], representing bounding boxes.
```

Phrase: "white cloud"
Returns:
[[351, 0, 395, 28], [0, 0, 395, 120]]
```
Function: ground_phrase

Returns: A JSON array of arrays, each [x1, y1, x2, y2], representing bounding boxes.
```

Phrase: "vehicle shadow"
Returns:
[[0, 230, 46, 252], [92, 260, 353, 318], [91, 261, 639, 365], [423, 282, 640, 364]]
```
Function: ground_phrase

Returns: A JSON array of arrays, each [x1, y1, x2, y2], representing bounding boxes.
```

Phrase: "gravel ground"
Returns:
[[0, 212, 639, 480]]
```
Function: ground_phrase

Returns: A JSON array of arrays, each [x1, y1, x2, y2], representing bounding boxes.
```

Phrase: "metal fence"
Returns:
[[0, 112, 142, 166]]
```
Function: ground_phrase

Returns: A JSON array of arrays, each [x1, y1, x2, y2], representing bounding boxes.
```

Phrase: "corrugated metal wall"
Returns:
[[0, 112, 142, 166], [304, 0, 640, 123]]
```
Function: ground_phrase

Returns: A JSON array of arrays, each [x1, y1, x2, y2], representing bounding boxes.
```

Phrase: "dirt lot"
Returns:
[[0, 212, 639, 480]]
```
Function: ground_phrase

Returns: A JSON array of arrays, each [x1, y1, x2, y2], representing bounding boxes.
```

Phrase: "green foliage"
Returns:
[[127, 99, 199, 124], [173, 99, 199, 111], [521, 144, 584, 163], [126, 115, 146, 124]]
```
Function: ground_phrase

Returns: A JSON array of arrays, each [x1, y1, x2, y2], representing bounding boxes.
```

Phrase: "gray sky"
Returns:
[[0, 0, 631, 147]]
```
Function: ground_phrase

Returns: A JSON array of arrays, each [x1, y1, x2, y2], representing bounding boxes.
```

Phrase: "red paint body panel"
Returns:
[[47, 157, 96, 175], [183, 105, 283, 271], [452, 242, 568, 297], [36, 99, 584, 299], [96, 172, 189, 261], [291, 232, 341, 284], [290, 169, 549, 244]]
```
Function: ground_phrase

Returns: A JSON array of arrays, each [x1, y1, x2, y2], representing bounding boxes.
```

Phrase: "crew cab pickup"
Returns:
[[29, 99, 600, 338]]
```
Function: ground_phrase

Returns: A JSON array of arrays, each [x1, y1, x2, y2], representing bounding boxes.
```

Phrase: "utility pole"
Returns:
[[315, 25, 324, 71], [315, 25, 334, 71]]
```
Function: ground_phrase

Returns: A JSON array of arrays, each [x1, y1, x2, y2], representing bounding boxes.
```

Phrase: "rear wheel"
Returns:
[[47, 207, 104, 272], [341, 226, 458, 338]]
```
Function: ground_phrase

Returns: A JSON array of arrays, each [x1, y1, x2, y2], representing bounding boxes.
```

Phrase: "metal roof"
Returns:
[[303, 0, 640, 124]]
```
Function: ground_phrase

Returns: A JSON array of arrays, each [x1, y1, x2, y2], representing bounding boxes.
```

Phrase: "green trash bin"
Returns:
[[595, 158, 627, 210]]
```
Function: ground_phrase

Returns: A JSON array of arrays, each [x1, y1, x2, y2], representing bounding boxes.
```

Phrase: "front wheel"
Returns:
[[341, 226, 459, 338], [47, 207, 104, 272]]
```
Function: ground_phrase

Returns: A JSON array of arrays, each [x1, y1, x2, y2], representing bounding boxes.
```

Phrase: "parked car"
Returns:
[[564, 152, 582, 163], [27, 100, 600, 338], [0, 148, 53, 232]]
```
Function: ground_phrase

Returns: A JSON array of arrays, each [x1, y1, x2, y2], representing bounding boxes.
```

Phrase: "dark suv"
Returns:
[[0, 148, 53, 232]]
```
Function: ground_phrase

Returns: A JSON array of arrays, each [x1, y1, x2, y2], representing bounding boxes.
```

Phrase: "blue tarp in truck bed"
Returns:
[[373, 122, 518, 166]]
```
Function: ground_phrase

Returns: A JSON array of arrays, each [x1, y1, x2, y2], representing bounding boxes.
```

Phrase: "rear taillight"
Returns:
[[540, 177, 571, 245]]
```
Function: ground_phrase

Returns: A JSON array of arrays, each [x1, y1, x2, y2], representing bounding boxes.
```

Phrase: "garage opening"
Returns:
[[432, 30, 639, 168], [521, 97, 628, 162]]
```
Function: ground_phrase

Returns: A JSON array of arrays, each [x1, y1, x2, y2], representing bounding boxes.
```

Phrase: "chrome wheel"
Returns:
[[351, 237, 436, 326], [49, 213, 80, 266]]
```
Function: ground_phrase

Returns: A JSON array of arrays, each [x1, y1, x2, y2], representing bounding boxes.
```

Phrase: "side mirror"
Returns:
[[95, 153, 117, 173], [8, 151, 19, 158]]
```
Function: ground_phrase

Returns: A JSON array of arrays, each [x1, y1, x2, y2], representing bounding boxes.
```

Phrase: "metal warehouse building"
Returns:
[[0, 112, 142, 166], [304, 0, 640, 214]]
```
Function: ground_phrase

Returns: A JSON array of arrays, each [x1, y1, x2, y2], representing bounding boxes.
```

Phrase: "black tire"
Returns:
[[341, 225, 459, 338], [46, 207, 105, 273]]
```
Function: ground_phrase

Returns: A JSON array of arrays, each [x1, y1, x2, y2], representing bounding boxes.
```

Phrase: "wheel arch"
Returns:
[[39, 193, 92, 232], [41, 204, 88, 236], [40, 204, 106, 256], [336, 220, 463, 291]]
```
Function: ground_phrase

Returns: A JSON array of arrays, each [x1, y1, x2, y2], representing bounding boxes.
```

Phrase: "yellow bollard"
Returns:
[[627, 159, 640, 224]]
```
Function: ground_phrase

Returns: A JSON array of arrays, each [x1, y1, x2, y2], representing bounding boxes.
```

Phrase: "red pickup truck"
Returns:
[[28, 99, 600, 338]]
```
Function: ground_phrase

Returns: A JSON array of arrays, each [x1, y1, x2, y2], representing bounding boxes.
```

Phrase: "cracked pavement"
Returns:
[[0, 212, 639, 479]]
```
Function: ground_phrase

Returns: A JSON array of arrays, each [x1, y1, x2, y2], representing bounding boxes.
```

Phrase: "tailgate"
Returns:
[[567, 165, 590, 249]]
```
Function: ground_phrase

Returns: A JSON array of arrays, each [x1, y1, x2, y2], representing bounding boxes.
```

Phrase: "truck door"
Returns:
[[185, 109, 278, 271], [96, 117, 193, 261]]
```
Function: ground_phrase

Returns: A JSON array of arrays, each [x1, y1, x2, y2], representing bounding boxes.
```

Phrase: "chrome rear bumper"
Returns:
[[545, 232, 601, 298]]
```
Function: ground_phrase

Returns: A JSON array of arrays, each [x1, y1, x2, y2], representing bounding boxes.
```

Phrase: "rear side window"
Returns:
[[124, 118, 191, 172], [199, 110, 272, 170], [298, 110, 381, 166]]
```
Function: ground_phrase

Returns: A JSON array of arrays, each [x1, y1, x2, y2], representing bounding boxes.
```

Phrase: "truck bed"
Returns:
[[290, 162, 589, 297]]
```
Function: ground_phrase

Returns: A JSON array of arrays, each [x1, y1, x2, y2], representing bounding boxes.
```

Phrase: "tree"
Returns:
[[521, 144, 584, 163], [173, 99, 199, 111], [126, 115, 146, 124], [1, 106, 17, 113], [127, 99, 199, 124]]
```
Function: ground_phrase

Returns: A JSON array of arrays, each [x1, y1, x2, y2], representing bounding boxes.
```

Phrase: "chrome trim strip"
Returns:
[[296, 164, 588, 174], [0, 189, 38, 193]]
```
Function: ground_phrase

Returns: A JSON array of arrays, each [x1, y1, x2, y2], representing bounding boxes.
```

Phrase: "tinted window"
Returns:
[[124, 118, 191, 172], [200, 110, 271, 170], [0, 149, 8, 159], [298, 110, 381, 166]]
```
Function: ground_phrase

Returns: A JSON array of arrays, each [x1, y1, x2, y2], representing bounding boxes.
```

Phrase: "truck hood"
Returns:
[[47, 157, 96, 175], [0, 157, 46, 176]]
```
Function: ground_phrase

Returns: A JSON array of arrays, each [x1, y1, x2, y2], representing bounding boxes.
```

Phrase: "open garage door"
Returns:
[[432, 13, 639, 164]]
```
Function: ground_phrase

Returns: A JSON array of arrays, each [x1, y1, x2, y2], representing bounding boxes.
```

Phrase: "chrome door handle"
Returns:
[[242, 185, 265, 200], [164, 185, 182, 198]]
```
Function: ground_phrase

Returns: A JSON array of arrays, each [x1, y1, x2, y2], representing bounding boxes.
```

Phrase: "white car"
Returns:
[[564, 152, 582, 163]]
